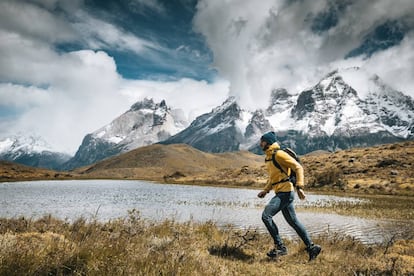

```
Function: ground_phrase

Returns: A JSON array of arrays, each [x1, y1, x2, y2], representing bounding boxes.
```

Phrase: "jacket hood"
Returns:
[[265, 142, 280, 155]]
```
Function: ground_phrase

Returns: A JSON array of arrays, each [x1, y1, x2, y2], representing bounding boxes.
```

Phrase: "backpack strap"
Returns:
[[271, 150, 289, 177], [271, 178, 290, 186]]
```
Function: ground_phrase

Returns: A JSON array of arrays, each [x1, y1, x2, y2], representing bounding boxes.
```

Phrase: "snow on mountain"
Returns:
[[0, 135, 50, 155], [160, 97, 247, 152], [63, 98, 189, 170], [364, 75, 414, 138], [0, 135, 71, 170], [92, 98, 187, 151], [162, 67, 414, 154], [5, 67, 412, 171], [286, 68, 414, 140]]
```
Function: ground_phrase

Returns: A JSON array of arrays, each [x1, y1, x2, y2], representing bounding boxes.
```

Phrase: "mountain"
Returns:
[[0, 136, 71, 170], [162, 68, 414, 154], [63, 98, 188, 170], [159, 97, 248, 152], [4, 68, 412, 171]]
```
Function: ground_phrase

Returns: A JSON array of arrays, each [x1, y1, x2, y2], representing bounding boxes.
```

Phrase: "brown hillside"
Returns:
[[302, 140, 414, 195], [77, 143, 265, 184], [0, 161, 73, 182]]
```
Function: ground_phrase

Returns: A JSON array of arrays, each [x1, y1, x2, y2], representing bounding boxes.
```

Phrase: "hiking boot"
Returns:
[[307, 244, 321, 261], [266, 246, 288, 258]]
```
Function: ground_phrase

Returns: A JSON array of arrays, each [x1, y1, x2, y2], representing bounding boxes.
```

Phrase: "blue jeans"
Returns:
[[261, 191, 312, 248]]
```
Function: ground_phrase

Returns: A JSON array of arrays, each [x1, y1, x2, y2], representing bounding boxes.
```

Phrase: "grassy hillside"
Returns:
[[75, 143, 264, 184], [0, 161, 73, 182], [302, 140, 414, 195]]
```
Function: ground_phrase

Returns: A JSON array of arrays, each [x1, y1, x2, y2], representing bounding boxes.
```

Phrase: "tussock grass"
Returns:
[[297, 193, 414, 220], [1, 211, 413, 276]]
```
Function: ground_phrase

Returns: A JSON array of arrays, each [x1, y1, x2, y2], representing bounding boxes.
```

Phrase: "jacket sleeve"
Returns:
[[263, 179, 272, 193], [276, 151, 304, 188]]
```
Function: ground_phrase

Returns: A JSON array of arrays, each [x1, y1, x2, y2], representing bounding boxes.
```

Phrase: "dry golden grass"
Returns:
[[1, 214, 413, 276], [0, 161, 74, 182], [302, 140, 414, 195]]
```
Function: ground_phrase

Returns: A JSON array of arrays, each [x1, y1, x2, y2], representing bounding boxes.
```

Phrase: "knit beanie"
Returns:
[[261, 131, 277, 145]]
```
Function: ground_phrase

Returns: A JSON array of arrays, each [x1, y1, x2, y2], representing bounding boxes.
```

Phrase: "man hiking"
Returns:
[[257, 131, 321, 261]]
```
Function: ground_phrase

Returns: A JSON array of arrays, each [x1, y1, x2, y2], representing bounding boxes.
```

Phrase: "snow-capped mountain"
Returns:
[[160, 97, 248, 152], [288, 69, 414, 139], [4, 68, 412, 171], [63, 98, 188, 170], [162, 68, 414, 154], [0, 135, 71, 170]]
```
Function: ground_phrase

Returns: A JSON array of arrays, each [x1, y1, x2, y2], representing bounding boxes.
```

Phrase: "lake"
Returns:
[[0, 179, 411, 244]]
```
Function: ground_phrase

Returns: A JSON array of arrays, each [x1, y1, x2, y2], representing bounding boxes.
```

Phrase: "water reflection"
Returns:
[[0, 180, 411, 244]]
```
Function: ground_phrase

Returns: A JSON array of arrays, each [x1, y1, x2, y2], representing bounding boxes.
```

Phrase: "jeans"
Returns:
[[261, 191, 312, 248]]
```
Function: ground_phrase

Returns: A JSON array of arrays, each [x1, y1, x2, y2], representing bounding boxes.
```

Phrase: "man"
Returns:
[[257, 131, 321, 261]]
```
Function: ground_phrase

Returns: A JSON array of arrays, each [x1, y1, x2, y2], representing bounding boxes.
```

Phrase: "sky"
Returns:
[[1, 0, 414, 154]]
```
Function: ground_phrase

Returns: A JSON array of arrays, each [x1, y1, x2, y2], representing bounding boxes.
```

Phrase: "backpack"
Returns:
[[271, 148, 300, 186]]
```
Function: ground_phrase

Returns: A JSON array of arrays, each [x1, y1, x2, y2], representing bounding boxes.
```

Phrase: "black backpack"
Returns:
[[271, 148, 300, 186]]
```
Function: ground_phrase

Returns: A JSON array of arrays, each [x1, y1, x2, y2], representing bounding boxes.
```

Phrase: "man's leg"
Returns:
[[261, 193, 291, 256], [282, 202, 313, 248], [282, 193, 321, 261]]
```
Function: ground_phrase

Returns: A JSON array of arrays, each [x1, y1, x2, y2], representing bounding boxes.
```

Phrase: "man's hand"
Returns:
[[297, 188, 306, 200], [257, 190, 267, 198]]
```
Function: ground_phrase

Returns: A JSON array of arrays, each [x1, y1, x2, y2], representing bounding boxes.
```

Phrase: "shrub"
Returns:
[[308, 166, 347, 189]]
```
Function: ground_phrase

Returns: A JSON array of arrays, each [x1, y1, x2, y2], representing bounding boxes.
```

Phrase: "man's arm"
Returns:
[[277, 151, 306, 200], [258, 180, 272, 198]]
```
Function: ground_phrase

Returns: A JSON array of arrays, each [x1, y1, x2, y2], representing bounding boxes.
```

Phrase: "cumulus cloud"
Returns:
[[0, 0, 78, 44], [0, 0, 227, 154], [193, 0, 414, 110], [2, 0, 413, 154], [0, 49, 127, 153]]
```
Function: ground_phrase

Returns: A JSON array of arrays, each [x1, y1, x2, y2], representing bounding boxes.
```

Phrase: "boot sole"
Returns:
[[309, 246, 321, 261]]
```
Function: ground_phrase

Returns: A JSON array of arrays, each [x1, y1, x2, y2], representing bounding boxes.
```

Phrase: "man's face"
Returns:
[[260, 140, 268, 151]]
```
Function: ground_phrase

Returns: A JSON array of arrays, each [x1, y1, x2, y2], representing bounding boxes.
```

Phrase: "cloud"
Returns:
[[0, 58, 228, 154], [193, 0, 414, 110], [73, 11, 162, 54], [126, 0, 166, 15], [2, 0, 413, 155], [119, 77, 229, 121], [0, 0, 78, 44], [0, 0, 227, 154], [0, 49, 128, 154]]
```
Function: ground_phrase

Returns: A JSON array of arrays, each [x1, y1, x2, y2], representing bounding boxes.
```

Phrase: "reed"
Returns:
[[1, 211, 413, 276]]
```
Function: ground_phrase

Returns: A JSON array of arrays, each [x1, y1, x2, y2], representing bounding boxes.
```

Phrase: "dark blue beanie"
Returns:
[[261, 131, 277, 144]]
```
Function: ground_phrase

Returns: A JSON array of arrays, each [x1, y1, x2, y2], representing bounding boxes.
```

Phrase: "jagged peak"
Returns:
[[211, 96, 239, 113], [129, 98, 169, 112], [0, 134, 52, 154]]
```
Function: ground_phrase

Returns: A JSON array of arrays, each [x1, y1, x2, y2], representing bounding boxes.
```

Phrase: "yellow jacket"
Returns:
[[263, 143, 304, 193]]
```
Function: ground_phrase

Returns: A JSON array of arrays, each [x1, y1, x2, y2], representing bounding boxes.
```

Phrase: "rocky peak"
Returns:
[[245, 110, 272, 139], [291, 70, 359, 120], [266, 88, 296, 115], [363, 76, 414, 138]]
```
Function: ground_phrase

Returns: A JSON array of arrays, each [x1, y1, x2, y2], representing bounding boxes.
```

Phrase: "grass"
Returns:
[[1, 142, 414, 274], [1, 211, 413, 276], [296, 192, 414, 220]]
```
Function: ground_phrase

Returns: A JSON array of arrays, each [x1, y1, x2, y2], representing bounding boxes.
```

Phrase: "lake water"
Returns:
[[1, 180, 411, 244]]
